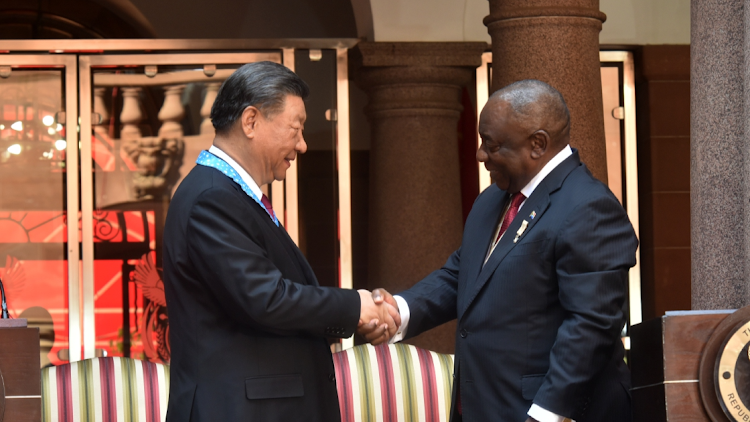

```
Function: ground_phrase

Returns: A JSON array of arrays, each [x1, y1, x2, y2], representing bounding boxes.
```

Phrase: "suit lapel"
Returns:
[[209, 167, 319, 287], [460, 151, 582, 316], [275, 222, 320, 287], [461, 193, 551, 315], [461, 188, 509, 297], [257, 206, 320, 287], [219, 175, 318, 287]]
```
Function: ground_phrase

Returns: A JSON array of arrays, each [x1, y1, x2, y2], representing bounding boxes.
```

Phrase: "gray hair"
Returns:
[[491, 79, 570, 130], [210, 61, 309, 133]]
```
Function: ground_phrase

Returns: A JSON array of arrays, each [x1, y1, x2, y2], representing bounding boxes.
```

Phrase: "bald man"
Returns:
[[368, 80, 637, 422]]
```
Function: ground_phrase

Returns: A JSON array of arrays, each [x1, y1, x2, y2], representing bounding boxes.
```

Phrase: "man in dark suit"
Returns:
[[367, 80, 637, 422], [163, 61, 398, 421]]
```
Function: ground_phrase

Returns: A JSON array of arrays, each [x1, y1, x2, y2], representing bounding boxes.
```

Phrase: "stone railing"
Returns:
[[93, 69, 229, 203]]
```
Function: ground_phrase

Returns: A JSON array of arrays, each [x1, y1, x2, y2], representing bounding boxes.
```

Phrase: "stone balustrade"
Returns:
[[92, 72, 229, 201]]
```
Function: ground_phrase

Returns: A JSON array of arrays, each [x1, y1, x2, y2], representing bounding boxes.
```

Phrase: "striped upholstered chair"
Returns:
[[40, 356, 170, 422], [333, 343, 455, 422]]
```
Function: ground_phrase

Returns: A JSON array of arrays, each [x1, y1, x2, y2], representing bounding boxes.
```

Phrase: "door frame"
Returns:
[[0, 54, 82, 360]]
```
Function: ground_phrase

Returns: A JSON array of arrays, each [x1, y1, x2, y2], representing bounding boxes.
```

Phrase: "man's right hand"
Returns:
[[357, 288, 401, 345], [357, 289, 401, 345]]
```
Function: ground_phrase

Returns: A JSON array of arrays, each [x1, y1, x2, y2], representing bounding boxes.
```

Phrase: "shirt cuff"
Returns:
[[528, 404, 575, 422], [389, 295, 410, 343]]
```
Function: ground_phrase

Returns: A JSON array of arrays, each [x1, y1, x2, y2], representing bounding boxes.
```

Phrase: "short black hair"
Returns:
[[210, 61, 310, 133]]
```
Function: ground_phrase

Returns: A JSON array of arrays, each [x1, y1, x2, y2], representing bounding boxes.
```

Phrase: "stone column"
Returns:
[[354, 42, 487, 354], [691, 0, 750, 309], [485, 0, 609, 182]]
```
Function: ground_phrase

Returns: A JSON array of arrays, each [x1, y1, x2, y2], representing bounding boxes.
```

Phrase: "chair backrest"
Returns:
[[40, 356, 170, 422], [333, 343, 454, 422]]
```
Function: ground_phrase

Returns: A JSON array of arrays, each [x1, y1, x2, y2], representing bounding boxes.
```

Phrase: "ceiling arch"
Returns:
[[0, 0, 156, 39]]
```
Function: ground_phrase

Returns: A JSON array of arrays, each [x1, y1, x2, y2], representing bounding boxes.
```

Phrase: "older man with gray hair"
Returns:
[[367, 79, 637, 422], [163, 61, 398, 421]]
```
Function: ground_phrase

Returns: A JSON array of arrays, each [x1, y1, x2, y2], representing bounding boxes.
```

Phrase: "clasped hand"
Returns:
[[356, 289, 400, 345]]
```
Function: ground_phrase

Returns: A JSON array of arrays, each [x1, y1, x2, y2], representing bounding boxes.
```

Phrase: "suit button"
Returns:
[[329, 373, 336, 382], [460, 329, 467, 338]]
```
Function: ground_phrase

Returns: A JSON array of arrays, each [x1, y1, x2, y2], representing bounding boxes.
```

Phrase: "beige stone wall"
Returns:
[[600, 0, 690, 45], [369, 0, 690, 45], [370, 0, 491, 42]]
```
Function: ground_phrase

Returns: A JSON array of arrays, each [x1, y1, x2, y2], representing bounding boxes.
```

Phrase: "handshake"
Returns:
[[356, 288, 399, 345]]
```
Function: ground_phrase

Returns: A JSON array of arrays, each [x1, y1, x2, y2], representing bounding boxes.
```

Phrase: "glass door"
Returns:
[[0, 55, 81, 365], [600, 51, 641, 328]]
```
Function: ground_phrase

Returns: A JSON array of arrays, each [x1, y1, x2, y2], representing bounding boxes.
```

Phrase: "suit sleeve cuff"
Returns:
[[388, 295, 410, 343], [528, 404, 575, 422]]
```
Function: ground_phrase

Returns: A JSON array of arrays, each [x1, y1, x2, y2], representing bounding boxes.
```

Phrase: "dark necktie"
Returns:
[[495, 192, 526, 244], [261, 194, 277, 221]]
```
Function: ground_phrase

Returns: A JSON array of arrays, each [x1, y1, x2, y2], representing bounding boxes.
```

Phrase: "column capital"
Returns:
[[353, 42, 487, 69], [352, 42, 486, 118], [484, 3, 606, 27]]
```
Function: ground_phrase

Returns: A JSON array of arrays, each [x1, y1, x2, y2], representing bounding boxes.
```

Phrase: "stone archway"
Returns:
[[0, 0, 156, 39]]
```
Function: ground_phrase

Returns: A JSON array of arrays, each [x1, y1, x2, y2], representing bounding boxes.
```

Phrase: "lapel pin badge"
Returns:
[[514, 220, 529, 243], [529, 211, 536, 220]]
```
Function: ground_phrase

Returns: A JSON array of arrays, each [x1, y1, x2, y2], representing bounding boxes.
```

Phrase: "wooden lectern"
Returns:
[[631, 310, 735, 422], [0, 319, 41, 422]]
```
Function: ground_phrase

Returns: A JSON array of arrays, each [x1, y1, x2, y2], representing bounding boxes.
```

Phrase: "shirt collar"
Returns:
[[518, 144, 573, 209], [208, 145, 264, 200]]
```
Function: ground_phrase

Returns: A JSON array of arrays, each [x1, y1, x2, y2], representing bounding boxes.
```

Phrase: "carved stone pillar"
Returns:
[[354, 42, 486, 354], [200, 83, 221, 136], [93, 87, 109, 132], [158, 84, 186, 139], [485, 0, 608, 182], [120, 87, 142, 141], [93, 86, 128, 208]]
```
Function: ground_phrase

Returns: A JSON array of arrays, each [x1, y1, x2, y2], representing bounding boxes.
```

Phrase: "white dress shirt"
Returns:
[[209, 145, 263, 199], [391, 145, 575, 422], [208, 145, 275, 221]]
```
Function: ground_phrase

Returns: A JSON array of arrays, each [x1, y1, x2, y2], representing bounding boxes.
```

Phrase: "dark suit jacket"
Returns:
[[163, 164, 360, 421], [399, 151, 637, 422]]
